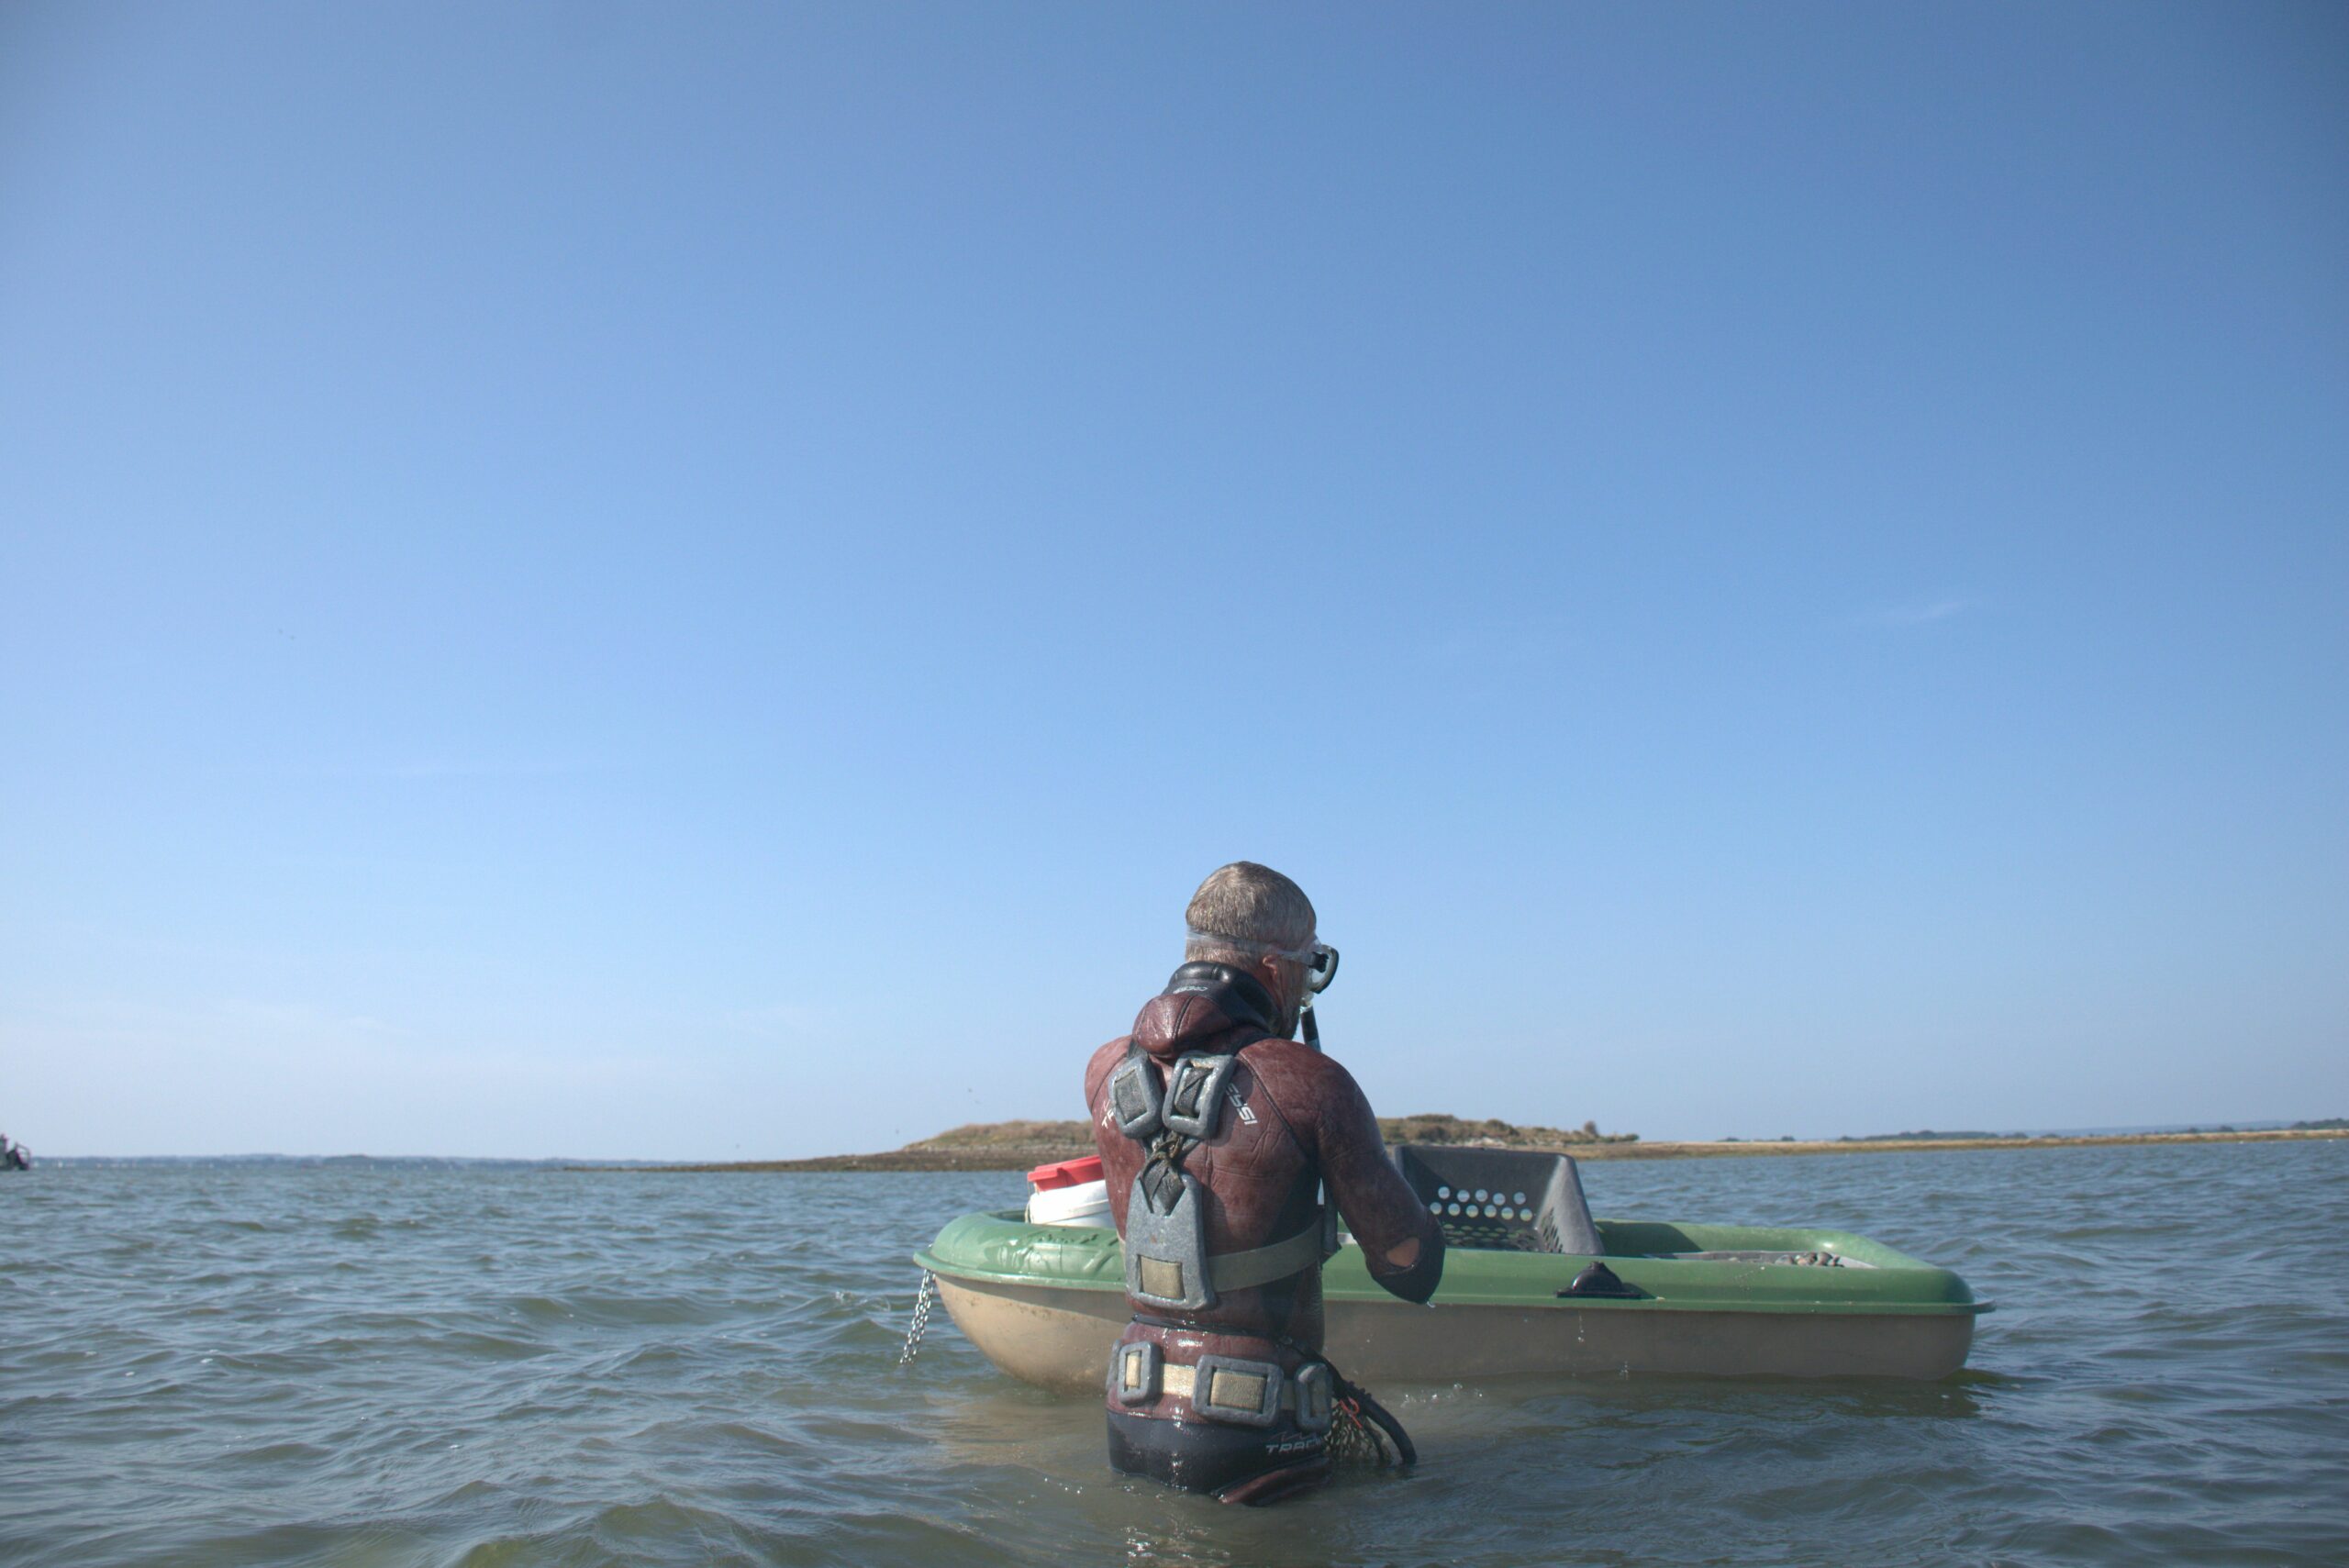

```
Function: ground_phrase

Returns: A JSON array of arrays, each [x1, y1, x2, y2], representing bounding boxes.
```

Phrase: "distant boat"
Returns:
[[1, 1135, 29, 1172]]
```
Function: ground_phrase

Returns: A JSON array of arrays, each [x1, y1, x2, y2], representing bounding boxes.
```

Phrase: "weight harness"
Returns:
[[1097, 963, 1420, 1472], [1100, 966, 1341, 1429], [1107, 1042, 1333, 1317]]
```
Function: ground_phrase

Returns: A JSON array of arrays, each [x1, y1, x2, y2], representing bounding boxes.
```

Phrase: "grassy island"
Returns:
[[635, 1115, 2344, 1173]]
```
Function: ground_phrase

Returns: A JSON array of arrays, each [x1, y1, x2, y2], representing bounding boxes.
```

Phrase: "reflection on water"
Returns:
[[3, 1143, 2344, 1565]]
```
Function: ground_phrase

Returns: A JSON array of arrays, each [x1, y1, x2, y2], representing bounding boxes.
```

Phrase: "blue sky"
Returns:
[[4, 3, 2343, 1158]]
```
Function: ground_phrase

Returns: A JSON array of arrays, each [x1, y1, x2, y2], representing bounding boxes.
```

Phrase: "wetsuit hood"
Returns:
[[1131, 962, 1278, 1059]]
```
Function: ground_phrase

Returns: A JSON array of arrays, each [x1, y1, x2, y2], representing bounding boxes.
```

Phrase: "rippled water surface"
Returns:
[[4, 1141, 2345, 1566]]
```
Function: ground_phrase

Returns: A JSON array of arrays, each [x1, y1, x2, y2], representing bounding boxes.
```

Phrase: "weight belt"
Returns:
[[1109, 1340, 1335, 1429]]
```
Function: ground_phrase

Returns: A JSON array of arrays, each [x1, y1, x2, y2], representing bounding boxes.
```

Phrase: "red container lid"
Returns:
[[1027, 1154, 1104, 1190]]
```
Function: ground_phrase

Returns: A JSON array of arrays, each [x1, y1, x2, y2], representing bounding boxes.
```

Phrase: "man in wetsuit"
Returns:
[[1084, 862, 1445, 1505]]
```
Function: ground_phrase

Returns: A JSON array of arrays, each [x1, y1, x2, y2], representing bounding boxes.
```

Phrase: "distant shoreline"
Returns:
[[617, 1124, 2348, 1173]]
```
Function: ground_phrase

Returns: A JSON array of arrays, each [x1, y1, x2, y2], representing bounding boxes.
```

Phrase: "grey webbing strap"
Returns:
[[1207, 1221, 1326, 1292]]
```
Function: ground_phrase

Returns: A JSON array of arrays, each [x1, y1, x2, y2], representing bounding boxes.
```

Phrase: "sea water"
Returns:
[[3, 1140, 2343, 1566]]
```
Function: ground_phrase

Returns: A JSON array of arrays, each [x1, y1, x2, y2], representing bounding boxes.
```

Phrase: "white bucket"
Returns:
[[1026, 1178, 1114, 1229]]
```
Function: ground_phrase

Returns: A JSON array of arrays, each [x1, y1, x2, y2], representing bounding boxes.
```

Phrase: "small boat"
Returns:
[[1, 1136, 28, 1172], [915, 1146, 1988, 1393]]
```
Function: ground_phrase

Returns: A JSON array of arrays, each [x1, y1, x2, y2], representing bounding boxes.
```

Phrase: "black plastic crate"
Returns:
[[1389, 1144, 1603, 1254]]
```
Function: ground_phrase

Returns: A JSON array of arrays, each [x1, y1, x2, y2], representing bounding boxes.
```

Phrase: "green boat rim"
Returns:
[[915, 1209, 1992, 1318]]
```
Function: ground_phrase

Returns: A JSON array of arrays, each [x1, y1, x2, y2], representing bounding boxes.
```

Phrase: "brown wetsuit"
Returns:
[[1083, 962, 1444, 1503]]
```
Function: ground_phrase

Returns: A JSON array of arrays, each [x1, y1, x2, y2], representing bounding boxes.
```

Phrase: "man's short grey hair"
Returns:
[[1184, 862, 1316, 962]]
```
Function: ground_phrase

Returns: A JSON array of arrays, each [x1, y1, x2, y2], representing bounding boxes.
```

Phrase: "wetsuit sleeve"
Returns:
[[1311, 1059, 1445, 1305]]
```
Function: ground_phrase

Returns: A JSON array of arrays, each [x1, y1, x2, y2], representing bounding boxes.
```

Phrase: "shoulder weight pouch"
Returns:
[[1160, 1052, 1238, 1140], [1107, 1047, 1163, 1140]]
